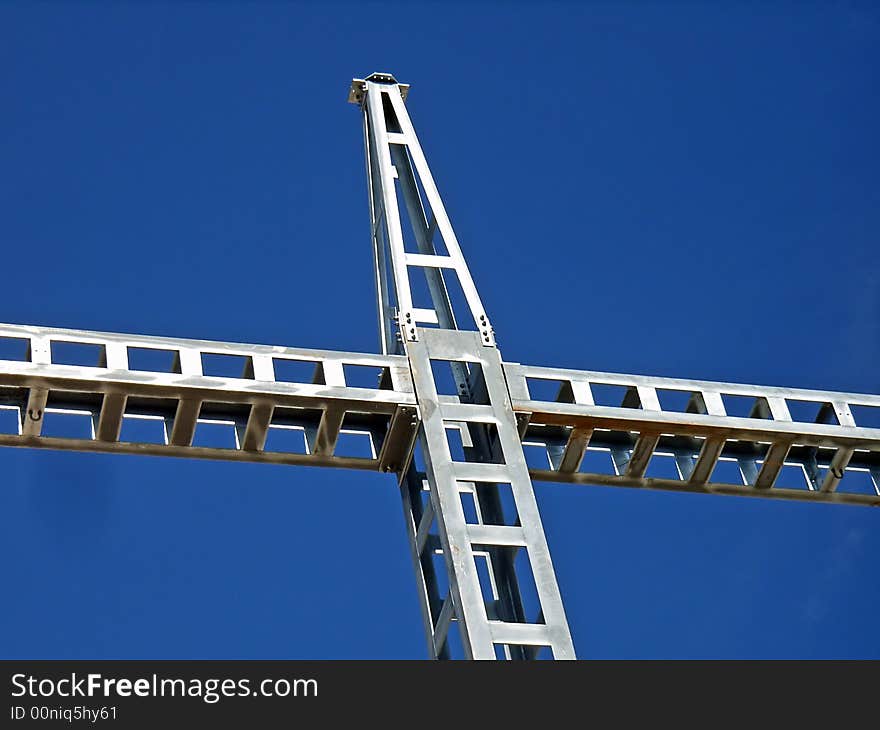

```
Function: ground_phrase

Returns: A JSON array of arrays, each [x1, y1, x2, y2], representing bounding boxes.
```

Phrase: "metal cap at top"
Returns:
[[348, 72, 410, 105]]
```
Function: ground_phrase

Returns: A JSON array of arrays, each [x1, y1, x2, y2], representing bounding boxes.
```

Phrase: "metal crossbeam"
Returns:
[[508, 363, 880, 505], [1, 322, 877, 505], [0, 322, 418, 474], [4, 71, 878, 660]]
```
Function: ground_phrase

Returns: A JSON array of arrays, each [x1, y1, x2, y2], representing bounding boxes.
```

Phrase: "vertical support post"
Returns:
[[352, 73, 575, 659], [402, 329, 575, 659]]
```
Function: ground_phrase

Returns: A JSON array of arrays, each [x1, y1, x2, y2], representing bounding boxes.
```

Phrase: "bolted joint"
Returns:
[[399, 311, 418, 343], [478, 314, 496, 347]]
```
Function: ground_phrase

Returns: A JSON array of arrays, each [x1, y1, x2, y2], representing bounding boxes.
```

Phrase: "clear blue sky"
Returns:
[[0, 2, 877, 659]]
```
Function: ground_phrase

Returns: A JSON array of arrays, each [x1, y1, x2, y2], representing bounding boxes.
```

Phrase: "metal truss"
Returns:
[[398, 329, 575, 659], [0, 322, 418, 474], [354, 72, 495, 356], [509, 364, 880, 505], [1, 322, 877, 505], [354, 72, 576, 659], [2, 72, 878, 661]]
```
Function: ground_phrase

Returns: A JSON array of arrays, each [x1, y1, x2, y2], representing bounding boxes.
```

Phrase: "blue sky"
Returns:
[[0, 2, 877, 658]]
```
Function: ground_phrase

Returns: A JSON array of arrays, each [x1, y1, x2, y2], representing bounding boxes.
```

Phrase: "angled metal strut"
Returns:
[[0, 73, 877, 660]]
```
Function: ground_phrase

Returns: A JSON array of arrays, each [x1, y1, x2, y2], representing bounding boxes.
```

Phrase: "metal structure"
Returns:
[[2, 72, 879, 660]]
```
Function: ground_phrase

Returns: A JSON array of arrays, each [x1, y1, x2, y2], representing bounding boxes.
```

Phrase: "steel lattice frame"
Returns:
[[1, 73, 878, 660]]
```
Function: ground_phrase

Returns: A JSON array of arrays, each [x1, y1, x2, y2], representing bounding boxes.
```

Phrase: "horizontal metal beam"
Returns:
[[0, 322, 878, 505], [0, 322, 417, 471], [505, 362, 880, 410], [530, 467, 880, 506], [507, 362, 880, 506]]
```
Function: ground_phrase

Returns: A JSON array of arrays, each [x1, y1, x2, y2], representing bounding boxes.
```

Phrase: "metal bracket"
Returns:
[[478, 314, 496, 347], [400, 312, 419, 342], [349, 72, 410, 105]]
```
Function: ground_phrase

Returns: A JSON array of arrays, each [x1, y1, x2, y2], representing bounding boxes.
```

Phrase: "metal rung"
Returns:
[[306, 407, 345, 456], [411, 308, 439, 325], [467, 524, 528, 547], [690, 438, 725, 485], [754, 442, 791, 488], [95, 393, 127, 442], [21, 388, 48, 437], [821, 447, 854, 493], [405, 253, 456, 269], [555, 427, 592, 474], [239, 402, 273, 452], [170, 399, 200, 447], [625, 433, 660, 478], [440, 403, 498, 423], [489, 622, 554, 647], [452, 462, 512, 483]]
